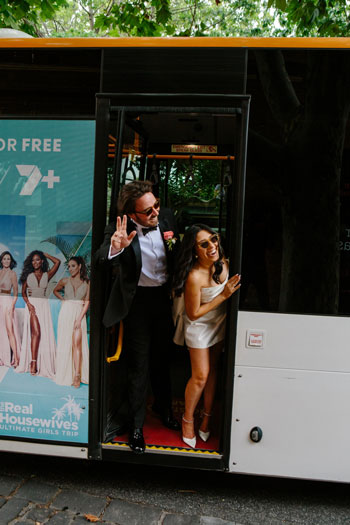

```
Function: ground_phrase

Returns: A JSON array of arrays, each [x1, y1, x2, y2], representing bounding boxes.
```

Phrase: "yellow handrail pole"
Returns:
[[146, 154, 235, 161], [106, 320, 124, 363]]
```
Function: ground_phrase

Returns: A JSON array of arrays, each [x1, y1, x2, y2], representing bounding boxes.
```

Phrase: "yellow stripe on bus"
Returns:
[[1, 37, 350, 49]]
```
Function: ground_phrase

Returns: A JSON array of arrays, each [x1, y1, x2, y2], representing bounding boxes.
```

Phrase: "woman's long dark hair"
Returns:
[[69, 256, 89, 282], [20, 250, 49, 284], [173, 224, 225, 297], [0, 250, 17, 269]]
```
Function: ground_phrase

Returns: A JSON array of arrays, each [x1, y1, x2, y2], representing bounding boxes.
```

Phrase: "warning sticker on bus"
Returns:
[[171, 144, 217, 154]]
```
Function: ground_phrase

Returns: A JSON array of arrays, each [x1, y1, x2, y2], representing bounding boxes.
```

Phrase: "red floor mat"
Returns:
[[112, 401, 220, 451]]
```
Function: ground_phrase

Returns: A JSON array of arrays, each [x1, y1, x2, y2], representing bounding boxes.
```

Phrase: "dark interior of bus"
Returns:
[[97, 98, 248, 457]]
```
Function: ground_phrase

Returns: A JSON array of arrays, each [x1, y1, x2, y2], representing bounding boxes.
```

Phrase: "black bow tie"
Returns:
[[142, 226, 158, 236]]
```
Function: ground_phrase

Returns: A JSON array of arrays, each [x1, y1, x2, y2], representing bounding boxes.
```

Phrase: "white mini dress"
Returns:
[[173, 277, 227, 349]]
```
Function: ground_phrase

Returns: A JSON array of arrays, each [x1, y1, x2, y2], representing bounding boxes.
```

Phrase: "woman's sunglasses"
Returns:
[[134, 198, 160, 217], [197, 234, 220, 249]]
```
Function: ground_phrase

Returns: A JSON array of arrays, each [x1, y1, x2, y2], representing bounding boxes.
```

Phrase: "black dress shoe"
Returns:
[[152, 406, 181, 431], [161, 413, 181, 431], [129, 427, 145, 454]]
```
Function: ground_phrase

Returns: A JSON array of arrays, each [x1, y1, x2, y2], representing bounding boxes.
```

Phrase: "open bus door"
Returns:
[[89, 93, 250, 469]]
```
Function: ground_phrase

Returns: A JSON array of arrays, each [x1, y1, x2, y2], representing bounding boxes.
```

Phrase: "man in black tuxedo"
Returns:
[[95, 180, 180, 453]]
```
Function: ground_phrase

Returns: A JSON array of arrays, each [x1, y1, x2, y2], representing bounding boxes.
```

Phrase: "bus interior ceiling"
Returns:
[[108, 109, 236, 220]]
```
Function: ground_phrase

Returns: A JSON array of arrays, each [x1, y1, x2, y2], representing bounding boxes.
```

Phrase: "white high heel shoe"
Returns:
[[182, 415, 196, 448], [198, 429, 210, 442], [199, 412, 211, 442]]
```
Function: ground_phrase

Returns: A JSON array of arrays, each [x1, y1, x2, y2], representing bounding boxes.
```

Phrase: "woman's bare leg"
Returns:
[[199, 341, 223, 433], [29, 313, 40, 375], [72, 325, 82, 388], [5, 309, 19, 367], [182, 347, 210, 439]]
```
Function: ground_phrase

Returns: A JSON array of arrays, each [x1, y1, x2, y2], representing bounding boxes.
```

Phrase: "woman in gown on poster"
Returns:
[[173, 224, 241, 448], [0, 251, 20, 368], [17, 250, 60, 378], [53, 256, 90, 388]]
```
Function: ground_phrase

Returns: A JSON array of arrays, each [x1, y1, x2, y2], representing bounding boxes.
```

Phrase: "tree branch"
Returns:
[[189, 0, 198, 34], [106, 0, 116, 17], [254, 49, 301, 129]]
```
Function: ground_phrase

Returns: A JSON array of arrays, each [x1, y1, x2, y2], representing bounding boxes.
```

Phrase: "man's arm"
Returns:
[[94, 215, 137, 266]]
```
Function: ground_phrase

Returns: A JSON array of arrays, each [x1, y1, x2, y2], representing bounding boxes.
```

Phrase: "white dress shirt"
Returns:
[[108, 221, 168, 286]]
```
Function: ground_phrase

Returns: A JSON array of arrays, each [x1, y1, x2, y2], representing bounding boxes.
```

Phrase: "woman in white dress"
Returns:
[[173, 224, 241, 448], [53, 256, 90, 388], [0, 251, 20, 367], [17, 250, 60, 377]]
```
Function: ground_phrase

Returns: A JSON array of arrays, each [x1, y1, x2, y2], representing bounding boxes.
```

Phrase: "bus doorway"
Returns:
[[90, 94, 250, 469]]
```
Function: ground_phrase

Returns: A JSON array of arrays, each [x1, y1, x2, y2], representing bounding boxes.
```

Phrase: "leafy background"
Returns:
[[2, 0, 349, 38]]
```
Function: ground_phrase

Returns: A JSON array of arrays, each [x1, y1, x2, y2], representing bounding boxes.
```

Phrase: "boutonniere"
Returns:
[[163, 231, 177, 251]]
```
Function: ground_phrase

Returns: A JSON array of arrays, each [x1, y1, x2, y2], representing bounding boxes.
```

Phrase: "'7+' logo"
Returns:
[[17, 165, 60, 196]]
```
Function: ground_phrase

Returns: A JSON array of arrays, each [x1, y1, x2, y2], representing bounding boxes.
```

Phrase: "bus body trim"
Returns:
[[0, 440, 88, 458], [1, 37, 350, 49]]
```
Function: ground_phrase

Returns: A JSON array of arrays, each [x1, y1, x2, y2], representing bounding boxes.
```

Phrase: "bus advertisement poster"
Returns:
[[0, 120, 95, 444]]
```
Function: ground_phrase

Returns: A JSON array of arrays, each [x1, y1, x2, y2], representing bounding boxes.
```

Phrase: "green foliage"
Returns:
[[95, 0, 173, 36], [7, 0, 277, 38], [42, 0, 113, 36], [0, 0, 68, 36], [2, 0, 349, 42], [267, 0, 350, 36], [166, 159, 221, 208], [170, 0, 275, 37]]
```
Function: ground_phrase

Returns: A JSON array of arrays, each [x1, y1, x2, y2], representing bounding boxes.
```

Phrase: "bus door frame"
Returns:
[[89, 93, 250, 469]]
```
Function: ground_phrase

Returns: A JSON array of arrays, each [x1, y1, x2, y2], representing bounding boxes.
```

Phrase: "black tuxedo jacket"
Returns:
[[94, 208, 179, 327]]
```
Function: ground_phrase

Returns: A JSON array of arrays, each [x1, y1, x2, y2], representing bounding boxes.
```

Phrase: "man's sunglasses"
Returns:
[[134, 199, 160, 217], [197, 234, 220, 249]]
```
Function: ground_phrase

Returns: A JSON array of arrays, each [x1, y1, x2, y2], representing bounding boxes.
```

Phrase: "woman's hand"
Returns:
[[110, 215, 137, 255], [73, 319, 82, 330], [222, 274, 241, 299], [46, 252, 61, 280]]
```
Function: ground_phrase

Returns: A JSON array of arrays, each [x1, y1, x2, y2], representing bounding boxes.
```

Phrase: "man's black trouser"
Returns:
[[123, 284, 173, 428]]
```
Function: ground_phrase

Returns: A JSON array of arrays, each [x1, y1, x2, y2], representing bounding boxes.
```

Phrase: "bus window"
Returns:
[[241, 48, 350, 317]]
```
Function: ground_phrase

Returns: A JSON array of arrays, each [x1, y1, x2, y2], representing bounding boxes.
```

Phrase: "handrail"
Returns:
[[106, 321, 124, 363]]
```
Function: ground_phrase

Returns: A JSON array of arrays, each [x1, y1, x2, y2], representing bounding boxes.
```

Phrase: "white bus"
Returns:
[[0, 37, 349, 482]]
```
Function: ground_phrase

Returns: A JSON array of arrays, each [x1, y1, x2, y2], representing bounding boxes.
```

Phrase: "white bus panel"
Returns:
[[230, 311, 350, 482]]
